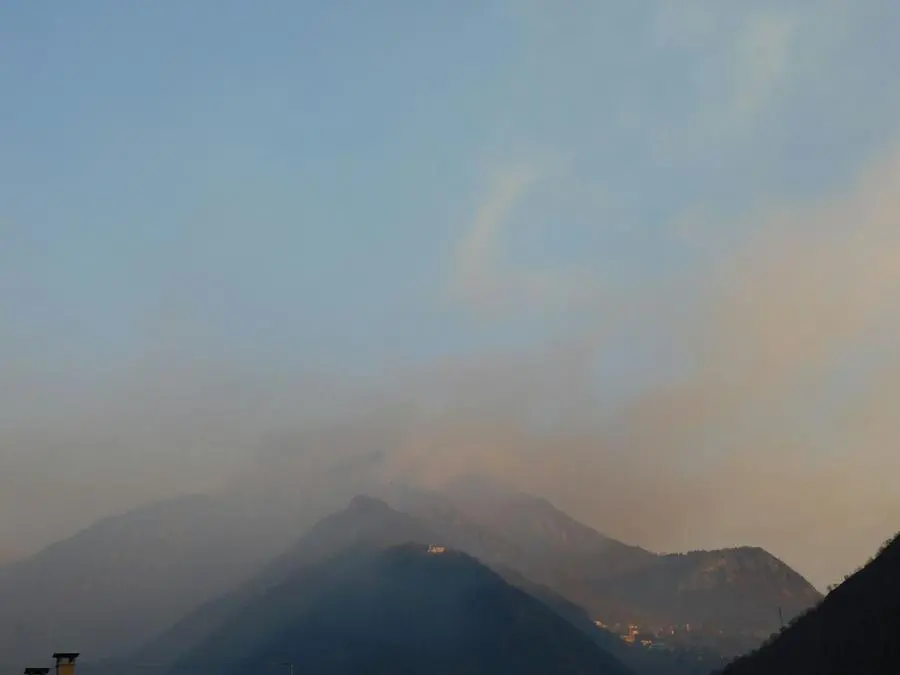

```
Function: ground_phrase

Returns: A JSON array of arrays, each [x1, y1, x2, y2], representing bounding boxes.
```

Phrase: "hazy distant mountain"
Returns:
[[0, 494, 302, 662], [441, 478, 821, 650], [716, 532, 900, 675], [0, 430, 413, 664], [596, 547, 822, 633], [166, 543, 635, 675], [442, 476, 658, 578]]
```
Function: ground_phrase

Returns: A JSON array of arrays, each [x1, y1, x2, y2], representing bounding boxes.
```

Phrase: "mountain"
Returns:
[[166, 542, 635, 675], [716, 532, 900, 675], [441, 479, 822, 653], [0, 494, 301, 662], [127, 495, 441, 666], [443, 477, 657, 578], [105, 497, 634, 675], [1, 477, 821, 666], [379, 489, 638, 652], [596, 547, 822, 633], [121, 496, 653, 675], [372, 487, 718, 674], [0, 435, 403, 663]]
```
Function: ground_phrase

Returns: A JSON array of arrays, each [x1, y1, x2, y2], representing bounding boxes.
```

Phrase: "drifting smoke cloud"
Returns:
[[2, 142, 899, 589], [360, 139, 900, 587], [417, 138, 900, 587], [236, 139, 900, 587]]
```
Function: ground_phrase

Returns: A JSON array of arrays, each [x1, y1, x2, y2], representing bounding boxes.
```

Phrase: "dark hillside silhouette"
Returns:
[[716, 532, 900, 675], [104, 496, 680, 675], [129, 495, 439, 665], [166, 543, 635, 675]]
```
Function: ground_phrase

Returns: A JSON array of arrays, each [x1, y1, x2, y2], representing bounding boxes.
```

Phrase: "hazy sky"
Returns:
[[1, 1, 899, 588]]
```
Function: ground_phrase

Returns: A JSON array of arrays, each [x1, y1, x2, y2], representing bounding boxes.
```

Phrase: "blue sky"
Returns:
[[2, 1, 900, 584], [3, 0, 897, 377], [2, 1, 525, 374]]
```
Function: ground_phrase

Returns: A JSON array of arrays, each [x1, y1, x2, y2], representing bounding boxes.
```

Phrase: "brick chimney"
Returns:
[[53, 653, 79, 675]]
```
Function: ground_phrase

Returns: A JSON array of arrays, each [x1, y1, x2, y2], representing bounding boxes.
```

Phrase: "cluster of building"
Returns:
[[594, 620, 690, 651]]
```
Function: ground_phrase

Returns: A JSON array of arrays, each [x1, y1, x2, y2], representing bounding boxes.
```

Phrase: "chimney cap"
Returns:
[[52, 654, 80, 661]]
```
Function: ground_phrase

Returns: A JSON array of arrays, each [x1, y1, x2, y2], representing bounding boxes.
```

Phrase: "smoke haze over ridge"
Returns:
[[4, 139, 900, 588], [2, 1, 899, 591]]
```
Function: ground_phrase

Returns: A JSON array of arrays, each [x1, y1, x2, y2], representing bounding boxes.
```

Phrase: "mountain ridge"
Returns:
[[165, 541, 636, 675], [126, 494, 443, 667], [0, 481, 822, 664], [0, 493, 294, 661], [436, 483, 821, 650]]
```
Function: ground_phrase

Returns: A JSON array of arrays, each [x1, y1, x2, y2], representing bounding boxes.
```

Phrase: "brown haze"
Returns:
[[1, 141, 899, 590]]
